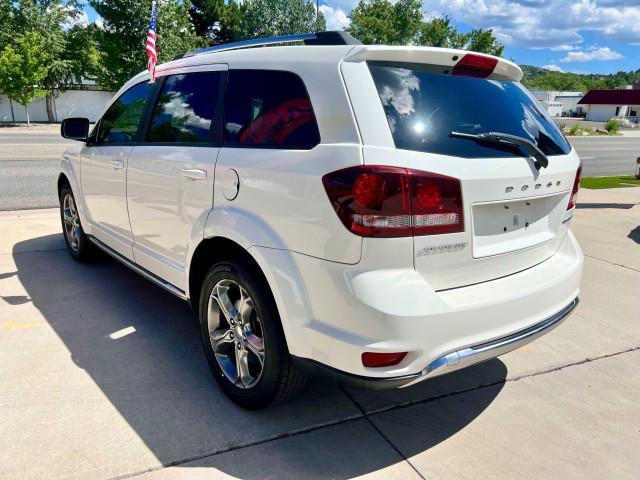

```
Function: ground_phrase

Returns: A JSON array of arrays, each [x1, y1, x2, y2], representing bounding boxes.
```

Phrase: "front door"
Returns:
[[81, 81, 154, 259], [126, 67, 226, 290]]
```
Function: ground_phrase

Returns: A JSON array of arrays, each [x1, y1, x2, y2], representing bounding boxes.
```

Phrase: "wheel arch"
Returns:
[[57, 173, 70, 196], [187, 235, 313, 359]]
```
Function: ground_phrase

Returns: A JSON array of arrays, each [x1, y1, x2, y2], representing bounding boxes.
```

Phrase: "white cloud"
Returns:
[[560, 46, 623, 62], [94, 15, 104, 29], [542, 64, 564, 72], [549, 44, 576, 51], [427, 0, 640, 49], [320, 5, 350, 31]]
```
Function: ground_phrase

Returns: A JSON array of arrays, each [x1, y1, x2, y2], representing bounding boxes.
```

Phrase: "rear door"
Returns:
[[126, 66, 226, 290], [343, 54, 580, 290]]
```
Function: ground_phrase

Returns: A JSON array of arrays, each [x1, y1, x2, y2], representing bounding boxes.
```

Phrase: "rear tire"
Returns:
[[198, 260, 306, 409], [59, 184, 95, 262]]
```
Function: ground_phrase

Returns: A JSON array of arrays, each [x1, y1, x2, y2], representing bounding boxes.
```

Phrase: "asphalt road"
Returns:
[[0, 133, 74, 211], [569, 136, 640, 176], [0, 131, 638, 211]]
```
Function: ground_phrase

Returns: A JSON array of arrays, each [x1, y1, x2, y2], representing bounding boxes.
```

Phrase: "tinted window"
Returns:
[[368, 62, 571, 158], [223, 70, 320, 149], [147, 72, 222, 143], [97, 82, 152, 145]]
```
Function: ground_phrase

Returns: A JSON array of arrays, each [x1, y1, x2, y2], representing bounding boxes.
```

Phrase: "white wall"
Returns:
[[0, 89, 114, 123], [585, 105, 619, 122], [54, 90, 114, 121], [542, 101, 563, 116], [556, 96, 583, 115], [0, 95, 47, 122]]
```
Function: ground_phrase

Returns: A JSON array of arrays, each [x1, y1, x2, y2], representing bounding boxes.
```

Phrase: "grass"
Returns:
[[580, 176, 640, 189]]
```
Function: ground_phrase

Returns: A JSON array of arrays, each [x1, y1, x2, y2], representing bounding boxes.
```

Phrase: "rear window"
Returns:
[[368, 62, 571, 158], [223, 70, 320, 149], [147, 71, 222, 143]]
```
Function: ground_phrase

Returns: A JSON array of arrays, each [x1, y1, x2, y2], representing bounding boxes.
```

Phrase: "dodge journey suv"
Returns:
[[58, 31, 583, 409]]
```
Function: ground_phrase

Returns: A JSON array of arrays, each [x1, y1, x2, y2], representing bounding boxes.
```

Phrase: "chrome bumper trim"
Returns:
[[421, 298, 579, 378]]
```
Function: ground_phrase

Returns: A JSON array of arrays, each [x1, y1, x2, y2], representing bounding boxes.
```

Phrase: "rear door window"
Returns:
[[223, 70, 320, 149], [368, 62, 571, 158], [147, 71, 223, 143]]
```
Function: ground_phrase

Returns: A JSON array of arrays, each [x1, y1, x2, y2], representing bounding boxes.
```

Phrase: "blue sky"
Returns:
[[83, 0, 639, 74]]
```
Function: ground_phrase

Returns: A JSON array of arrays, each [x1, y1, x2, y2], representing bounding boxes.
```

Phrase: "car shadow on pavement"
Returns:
[[13, 234, 507, 479]]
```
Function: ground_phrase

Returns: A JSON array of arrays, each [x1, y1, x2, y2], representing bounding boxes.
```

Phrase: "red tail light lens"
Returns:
[[452, 53, 498, 78], [567, 164, 582, 210], [322, 166, 464, 238], [362, 351, 407, 368]]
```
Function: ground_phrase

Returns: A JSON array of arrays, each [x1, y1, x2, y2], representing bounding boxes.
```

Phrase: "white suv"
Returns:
[[58, 32, 583, 409]]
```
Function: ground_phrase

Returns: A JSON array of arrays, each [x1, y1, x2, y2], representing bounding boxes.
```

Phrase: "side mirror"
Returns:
[[61, 117, 90, 142]]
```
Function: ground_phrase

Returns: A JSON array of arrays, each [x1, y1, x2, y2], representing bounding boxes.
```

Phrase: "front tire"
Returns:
[[198, 260, 305, 409], [59, 184, 95, 262]]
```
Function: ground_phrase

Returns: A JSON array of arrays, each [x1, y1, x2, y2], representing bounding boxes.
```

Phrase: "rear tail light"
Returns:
[[452, 53, 498, 78], [362, 351, 407, 368], [322, 166, 464, 238], [567, 163, 582, 210]]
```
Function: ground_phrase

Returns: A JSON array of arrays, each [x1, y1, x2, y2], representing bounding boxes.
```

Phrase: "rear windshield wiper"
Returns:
[[450, 131, 549, 170]]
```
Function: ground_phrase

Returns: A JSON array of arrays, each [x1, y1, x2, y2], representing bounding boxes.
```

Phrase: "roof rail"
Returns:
[[181, 31, 361, 59]]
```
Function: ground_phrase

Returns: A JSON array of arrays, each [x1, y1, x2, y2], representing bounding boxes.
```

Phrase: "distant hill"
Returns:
[[520, 64, 640, 92]]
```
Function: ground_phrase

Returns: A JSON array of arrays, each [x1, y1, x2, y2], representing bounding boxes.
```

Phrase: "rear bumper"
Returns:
[[294, 298, 578, 389], [255, 229, 583, 384]]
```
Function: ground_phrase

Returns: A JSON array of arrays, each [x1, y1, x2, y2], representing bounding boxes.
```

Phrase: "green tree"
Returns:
[[91, 0, 206, 90], [348, 0, 422, 45], [233, 0, 325, 40], [418, 16, 466, 48], [0, 32, 49, 125], [7, 0, 102, 121], [189, 0, 225, 38], [465, 28, 504, 57], [348, 0, 504, 56]]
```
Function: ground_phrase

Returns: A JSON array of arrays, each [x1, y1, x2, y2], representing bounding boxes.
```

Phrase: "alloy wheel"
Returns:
[[207, 279, 265, 389], [63, 193, 80, 251]]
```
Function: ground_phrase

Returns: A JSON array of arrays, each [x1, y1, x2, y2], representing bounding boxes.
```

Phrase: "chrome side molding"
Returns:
[[88, 236, 188, 301]]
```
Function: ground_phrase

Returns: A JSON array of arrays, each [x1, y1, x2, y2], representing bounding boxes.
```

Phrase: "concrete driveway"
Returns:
[[0, 188, 638, 480]]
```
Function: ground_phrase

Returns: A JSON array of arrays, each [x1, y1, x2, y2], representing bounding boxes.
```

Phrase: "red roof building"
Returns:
[[578, 89, 640, 121]]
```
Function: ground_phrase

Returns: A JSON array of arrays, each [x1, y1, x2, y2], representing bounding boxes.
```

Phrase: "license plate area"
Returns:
[[472, 193, 566, 258]]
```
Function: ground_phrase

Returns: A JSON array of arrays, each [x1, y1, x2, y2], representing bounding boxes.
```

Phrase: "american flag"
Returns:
[[146, 1, 158, 82]]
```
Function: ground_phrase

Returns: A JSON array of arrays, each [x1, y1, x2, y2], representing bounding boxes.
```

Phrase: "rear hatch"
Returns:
[[344, 48, 580, 290]]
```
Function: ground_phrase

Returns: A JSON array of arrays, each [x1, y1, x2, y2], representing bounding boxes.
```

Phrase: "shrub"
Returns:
[[605, 119, 620, 135], [568, 123, 581, 135]]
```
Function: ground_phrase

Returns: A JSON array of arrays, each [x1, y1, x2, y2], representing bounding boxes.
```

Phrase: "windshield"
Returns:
[[367, 61, 571, 158]]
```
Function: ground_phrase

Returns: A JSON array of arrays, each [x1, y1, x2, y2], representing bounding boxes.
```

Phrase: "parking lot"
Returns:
[[1, 186, 638, 479]]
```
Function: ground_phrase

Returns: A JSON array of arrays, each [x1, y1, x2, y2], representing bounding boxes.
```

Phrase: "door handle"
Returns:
[[111, 160, 124, 170], [180, 168, 207, 180]]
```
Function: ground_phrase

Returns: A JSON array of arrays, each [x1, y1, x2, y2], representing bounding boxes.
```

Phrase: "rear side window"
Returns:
[[97, 82, 152, 144], [223, 70, 320, 149], [147, 71, 222, 143], [368, 62, 571, 158]]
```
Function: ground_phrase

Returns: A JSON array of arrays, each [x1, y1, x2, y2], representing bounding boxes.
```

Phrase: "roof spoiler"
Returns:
[[343, 46, 523, 82]]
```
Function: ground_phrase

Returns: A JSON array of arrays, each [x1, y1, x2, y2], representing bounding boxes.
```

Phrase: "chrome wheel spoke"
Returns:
[[212, 284, 238, 324], [245, 334, 265, 367], [235, 346, 251, 387], [210, 328, 234, 351]]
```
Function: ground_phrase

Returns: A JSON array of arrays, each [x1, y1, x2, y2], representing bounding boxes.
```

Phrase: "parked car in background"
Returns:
[[57, 31, 583, 409]]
